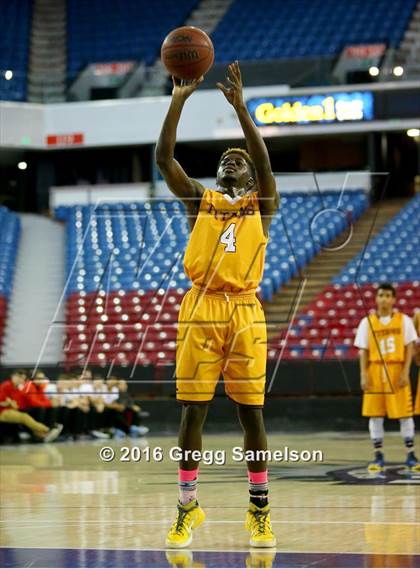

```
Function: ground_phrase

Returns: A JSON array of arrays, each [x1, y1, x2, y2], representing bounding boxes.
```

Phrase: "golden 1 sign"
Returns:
[[247, 92, 374, 126]]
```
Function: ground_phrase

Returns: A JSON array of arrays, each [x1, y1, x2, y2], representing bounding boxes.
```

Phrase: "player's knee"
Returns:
[[182, 403, 208, 429], [237, 405, 264, 431]]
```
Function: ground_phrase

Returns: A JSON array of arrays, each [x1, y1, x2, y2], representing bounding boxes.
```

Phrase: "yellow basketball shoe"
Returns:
[[165, 499, 205, 548], [245, 503, 276, 548]]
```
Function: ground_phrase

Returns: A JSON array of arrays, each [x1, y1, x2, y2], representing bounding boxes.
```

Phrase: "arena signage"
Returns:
[[92, 61, 134, 76], [344, 43, 386, 59], [46, 133, 84, 146], [247, 92, 374, 126]]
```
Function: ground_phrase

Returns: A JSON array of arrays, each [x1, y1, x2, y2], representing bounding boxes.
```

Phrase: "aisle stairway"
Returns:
[[2, 215, 65, 365], [27, 0, 66, 103], [393, 0, 420, 78], [265, 198, 409, 337], [140, 0, 233, 96]]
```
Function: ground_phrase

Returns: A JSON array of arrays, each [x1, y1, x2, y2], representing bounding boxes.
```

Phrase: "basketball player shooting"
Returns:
[[155, 61, 279, 549]]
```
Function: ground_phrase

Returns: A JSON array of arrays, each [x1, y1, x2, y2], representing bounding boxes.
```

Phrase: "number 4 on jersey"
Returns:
[[220, 223, 236, 252]]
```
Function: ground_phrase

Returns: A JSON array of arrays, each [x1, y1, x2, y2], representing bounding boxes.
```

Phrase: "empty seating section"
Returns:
[[67, 0, 199, 80], [0, 0, 31, 101], [0, 207, 21, 357], [212, 0, 416, 62], [2, 0, 417, 99], [269, 195, 420, 360], [58, 190, 368, 365], [334, 195, 420, 285]]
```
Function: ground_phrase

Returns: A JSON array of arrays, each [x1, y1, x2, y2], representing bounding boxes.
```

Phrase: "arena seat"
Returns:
[[65, 0, 417, 84], [0, 207, 21, 358], [212, 0, 417, 63], [57, 189, 368, 365], [269, 195, 420, 360], [0, 0, 31, 101], [66, 0, 200, 80]]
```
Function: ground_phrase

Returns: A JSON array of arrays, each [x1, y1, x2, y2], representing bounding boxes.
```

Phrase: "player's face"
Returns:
[[216, 153, 254, 190], [375, 289, 396, 312]]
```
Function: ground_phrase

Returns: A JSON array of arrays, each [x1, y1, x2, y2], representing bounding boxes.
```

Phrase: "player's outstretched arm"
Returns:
[[155, 77, 205, 202], [217, 61, 279, 217]]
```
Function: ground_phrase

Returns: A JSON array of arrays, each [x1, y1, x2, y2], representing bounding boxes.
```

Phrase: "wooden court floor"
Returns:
[[0, 432, 419, 568]]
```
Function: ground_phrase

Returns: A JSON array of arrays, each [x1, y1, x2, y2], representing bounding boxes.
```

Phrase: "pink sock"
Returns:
[[178, 468, 199, 505], [248, 470, 268, 484], [248, 470, 269, 507]]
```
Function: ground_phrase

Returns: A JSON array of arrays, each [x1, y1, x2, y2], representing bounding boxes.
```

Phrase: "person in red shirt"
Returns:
[[21, 369, 57, 428], [0, 369, 62, 442]]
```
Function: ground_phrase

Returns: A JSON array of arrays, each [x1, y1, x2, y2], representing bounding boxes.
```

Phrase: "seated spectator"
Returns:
[[77, 370, 109, 439], [92, 377, 106, 413], [22, 370, 57, 428], [117, 380, 149, 436], [104, 377, 119, 406], [0, 370, 62, 442], [103, 378, 148, 438]]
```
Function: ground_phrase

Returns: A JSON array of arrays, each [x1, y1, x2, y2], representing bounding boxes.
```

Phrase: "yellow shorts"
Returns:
[[415, 371, 420, 415], [175, 285, 267, 407], [362, 362, 413, 419]]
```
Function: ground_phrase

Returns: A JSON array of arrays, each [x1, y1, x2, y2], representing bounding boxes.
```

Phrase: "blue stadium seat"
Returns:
[[212, 0, 416, 62], [57, 190, 368, 302], [270, 194, 420, 360], [0, 0, 31, 101], [0, 206, 21, 357], [66, 0, 200, 79], [59, 190, 369, 365], [334, 195, 420, 285]]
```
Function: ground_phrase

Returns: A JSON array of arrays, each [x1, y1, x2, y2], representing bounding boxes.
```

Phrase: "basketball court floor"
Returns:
[[1, 432, 419, 568]]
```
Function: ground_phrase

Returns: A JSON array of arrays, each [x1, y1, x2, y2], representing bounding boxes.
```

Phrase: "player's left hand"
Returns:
[[216, 61, 244, 109], [398, 371, 409, 388]]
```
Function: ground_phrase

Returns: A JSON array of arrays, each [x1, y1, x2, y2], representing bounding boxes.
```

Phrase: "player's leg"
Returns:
[[362, 363, 387, 470], [178, 402, 209, 503], [368, 417, 385, 470], [166, 402, 208, 549], [237, 404, 276, 548], [385, 363, 418, 470], [224, 296, 275, 547], [237, 405, 268, 504], [399, 416, 419, 470], [167, 291, 221, 548]]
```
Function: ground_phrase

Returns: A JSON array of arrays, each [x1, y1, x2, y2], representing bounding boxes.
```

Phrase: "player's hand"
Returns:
[[172, 76, 203, 101], [398, 371, 409, 388], [216, 61, 244, 109]]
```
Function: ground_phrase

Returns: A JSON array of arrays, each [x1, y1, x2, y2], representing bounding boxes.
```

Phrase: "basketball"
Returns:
[[161, 26, 214, 80]]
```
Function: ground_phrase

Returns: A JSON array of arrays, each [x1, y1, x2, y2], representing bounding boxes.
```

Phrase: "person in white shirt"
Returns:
[[354, 282, 419, 472]]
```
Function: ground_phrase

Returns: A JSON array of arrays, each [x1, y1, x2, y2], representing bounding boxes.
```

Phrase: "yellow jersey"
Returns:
[[183, 188, 268, 293], [367, 312, 405, 363]]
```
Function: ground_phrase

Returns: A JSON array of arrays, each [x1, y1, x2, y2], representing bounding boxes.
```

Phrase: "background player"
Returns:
[[354, 283, 419, 471], [155, 61, 279, 549], [412, 311, 420, 416]]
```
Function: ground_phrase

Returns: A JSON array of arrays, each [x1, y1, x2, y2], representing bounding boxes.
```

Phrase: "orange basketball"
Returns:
[[161, 26, 214, 80]]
